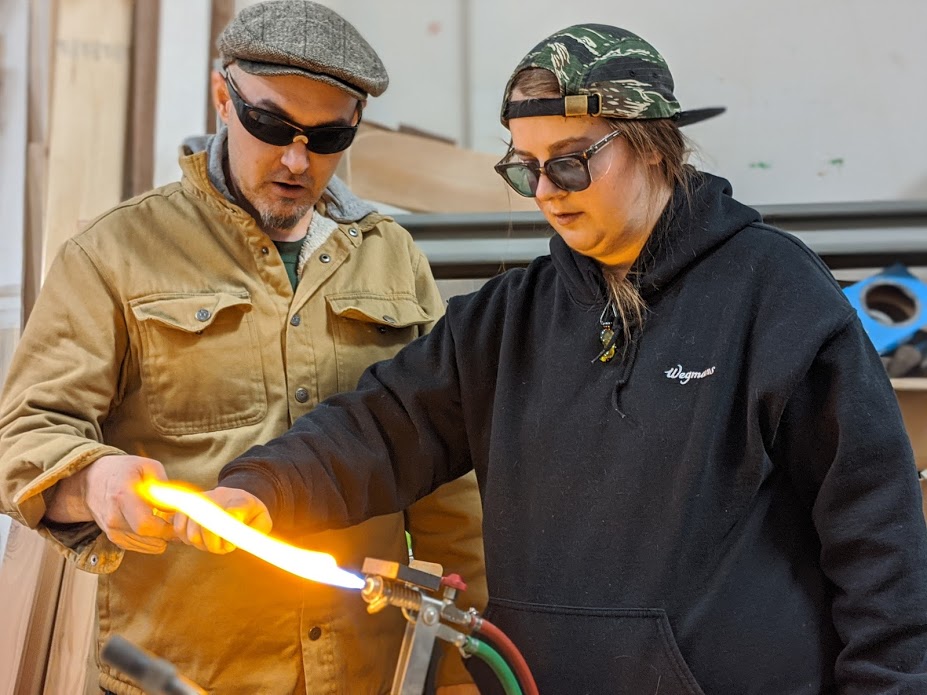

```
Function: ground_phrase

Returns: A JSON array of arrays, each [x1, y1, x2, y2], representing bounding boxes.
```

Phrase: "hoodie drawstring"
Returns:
[[610, 327, 642, 416]]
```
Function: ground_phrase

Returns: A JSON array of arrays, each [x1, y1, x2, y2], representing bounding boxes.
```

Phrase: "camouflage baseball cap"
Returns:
[[217, 0, 388, 100], [501, 24, 723, 127]]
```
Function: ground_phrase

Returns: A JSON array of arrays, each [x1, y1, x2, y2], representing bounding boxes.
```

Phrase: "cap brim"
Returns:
[[672, 107, 726, 127], [235, 59, 369, 100]]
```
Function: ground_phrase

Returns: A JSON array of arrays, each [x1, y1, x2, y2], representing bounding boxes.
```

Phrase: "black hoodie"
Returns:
[[221, 173, 927, 694]]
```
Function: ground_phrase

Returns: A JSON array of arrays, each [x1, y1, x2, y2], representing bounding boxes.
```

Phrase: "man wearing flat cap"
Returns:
[[0, 1, 486, 693]]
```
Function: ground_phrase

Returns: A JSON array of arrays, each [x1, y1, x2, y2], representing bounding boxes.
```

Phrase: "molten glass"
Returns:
[[139, 480, 364, 590]]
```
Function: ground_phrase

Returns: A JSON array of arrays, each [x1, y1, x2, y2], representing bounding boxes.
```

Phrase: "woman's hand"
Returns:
[[172, 487, 272, 554]]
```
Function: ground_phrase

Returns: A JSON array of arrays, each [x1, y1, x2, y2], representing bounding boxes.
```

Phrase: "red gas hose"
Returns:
[[473, 618, 539, 695]]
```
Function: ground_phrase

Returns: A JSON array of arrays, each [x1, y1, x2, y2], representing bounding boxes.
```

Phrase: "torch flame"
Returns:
[[139, 480, 364, 590]]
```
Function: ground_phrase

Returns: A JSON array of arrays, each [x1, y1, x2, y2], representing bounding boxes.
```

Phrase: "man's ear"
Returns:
[[211, 70, 231, 124], [354, 99, 367, 126]]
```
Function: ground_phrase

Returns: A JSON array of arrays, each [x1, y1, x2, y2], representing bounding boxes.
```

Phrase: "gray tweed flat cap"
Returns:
[[217, 0, 388, 100]]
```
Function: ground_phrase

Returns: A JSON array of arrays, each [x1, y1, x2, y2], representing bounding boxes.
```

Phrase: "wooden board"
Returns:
[[345, 123, 537, 213], [205, 0, 235, 133], [22, 0, 56, 320], [42, 0, 133, 275], [0, 0, 28, 367], [0, 5, 59, 695], [41, 566, 98, 695], [27, 0, 56, 145], [23, 144, 47, 324], [125, 0, 161, 198], [0, 524, 64, 695], [33, 2, 132, 692], [893, 378, 927, 472]]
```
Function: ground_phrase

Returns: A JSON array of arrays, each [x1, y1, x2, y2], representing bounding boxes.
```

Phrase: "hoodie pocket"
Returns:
[[471, 598, 705, 695], [326, 293, 431, 391], [130, 291, 267, 435]]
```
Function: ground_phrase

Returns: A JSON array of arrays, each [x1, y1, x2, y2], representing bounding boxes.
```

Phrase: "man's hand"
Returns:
[[46, 455, 176, 554], [172, 487, 272, 554]]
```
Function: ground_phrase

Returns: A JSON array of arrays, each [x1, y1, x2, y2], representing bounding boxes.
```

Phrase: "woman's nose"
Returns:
[[534, 171, 565, 201]]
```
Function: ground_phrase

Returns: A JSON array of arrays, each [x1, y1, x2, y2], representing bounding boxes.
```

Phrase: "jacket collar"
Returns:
[[179, 127, 378, 225]]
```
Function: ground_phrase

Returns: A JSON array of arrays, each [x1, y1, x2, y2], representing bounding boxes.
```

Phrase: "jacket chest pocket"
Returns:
[[130, 292, 267, 435], [326, 293, 432, 392]]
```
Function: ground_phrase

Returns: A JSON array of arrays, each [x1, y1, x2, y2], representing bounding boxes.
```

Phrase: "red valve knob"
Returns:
[[441, 573, 467, 591]]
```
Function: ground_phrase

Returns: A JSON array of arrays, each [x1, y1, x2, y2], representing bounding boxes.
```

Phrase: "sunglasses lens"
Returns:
[[240, 108, 297, 146], [227, 76, 357, 153], [546, 158, 591, 192], [305, 127, 357, 154], [241, 108, 356, 153], [499, 164, 539, 197]]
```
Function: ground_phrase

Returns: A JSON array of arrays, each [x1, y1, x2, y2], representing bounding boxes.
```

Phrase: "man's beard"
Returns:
[[258, 204, 312, 234], [230, 168, 316, 235]]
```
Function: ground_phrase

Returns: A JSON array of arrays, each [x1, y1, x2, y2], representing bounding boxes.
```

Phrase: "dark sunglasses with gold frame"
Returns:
[[224, 72, 361, 154]]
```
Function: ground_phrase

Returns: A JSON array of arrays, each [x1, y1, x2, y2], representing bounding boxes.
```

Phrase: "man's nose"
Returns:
[[280, 140, 310, 175]]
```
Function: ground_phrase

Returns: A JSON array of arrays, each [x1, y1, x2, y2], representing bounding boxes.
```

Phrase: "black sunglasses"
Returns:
[[225, 73, 360, 154], [494, 129, 623, 197]]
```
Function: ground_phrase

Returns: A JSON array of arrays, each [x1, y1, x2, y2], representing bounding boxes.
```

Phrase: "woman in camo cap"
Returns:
[[195, 23, 927, 694]]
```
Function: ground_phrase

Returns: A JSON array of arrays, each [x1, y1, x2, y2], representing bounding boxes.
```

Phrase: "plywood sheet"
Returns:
[[346, 123, 536, 213], [0, 524, 64, 695], [42, 0, 133, 274], [0, 3, 63, 693], [41, 565, 98, 695], [125, 0, 161, 198], [32, 3, 132, 693]]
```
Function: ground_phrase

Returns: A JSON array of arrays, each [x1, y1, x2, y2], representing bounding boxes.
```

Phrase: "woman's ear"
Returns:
[[644, 149, 664, 167]]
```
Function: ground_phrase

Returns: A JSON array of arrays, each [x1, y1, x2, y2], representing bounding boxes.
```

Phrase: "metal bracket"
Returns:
[[361, 557, 472, 695], [389, 593, 446, 695]]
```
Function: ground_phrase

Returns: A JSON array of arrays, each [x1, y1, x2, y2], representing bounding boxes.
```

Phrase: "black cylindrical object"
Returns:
[[101, 635, 206, 695]]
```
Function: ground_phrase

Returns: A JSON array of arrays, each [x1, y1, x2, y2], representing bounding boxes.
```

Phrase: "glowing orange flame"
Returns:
[[139, 480, 364, 590]]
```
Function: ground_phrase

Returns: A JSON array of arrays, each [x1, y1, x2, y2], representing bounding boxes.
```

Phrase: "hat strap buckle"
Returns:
[[564, 94, 602, 117]]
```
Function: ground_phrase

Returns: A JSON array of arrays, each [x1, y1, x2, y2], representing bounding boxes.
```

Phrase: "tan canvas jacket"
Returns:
[[0, 150, 486, 694]]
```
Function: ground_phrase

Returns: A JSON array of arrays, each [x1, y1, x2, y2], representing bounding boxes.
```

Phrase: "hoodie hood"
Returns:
[[181, 126, 376, 224], [551, 172, 762, 308]]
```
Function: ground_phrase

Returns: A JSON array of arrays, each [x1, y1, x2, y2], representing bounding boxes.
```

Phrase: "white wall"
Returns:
[[153, 0, 211, 187], [208, 0, 927, 205], [325, 0, 467, 143]]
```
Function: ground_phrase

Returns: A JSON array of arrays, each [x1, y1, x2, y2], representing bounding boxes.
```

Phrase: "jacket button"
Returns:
[[308, 626, 322, 641], [348, 228, 358, 237], [295, 387, 309, 403], [320, 254, 331, 263], [89, 554, 99, 566], [382, 315, 396, 324], [290, 314, 301, 326], [195, 309, 211, 322]]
